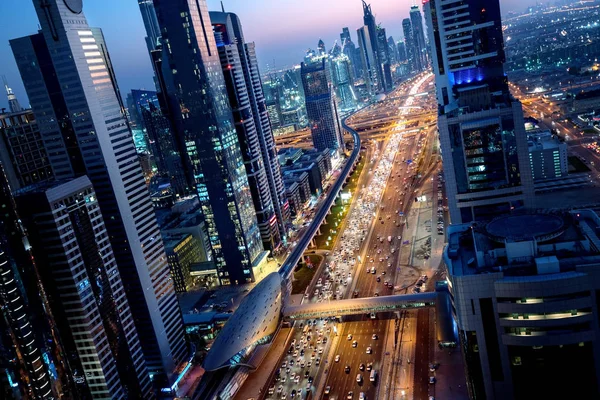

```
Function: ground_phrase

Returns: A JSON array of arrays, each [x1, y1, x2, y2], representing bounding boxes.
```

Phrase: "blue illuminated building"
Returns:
[[425, 0, 534, 224]]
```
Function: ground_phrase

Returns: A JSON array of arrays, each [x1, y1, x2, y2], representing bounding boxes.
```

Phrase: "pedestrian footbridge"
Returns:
[[283, 292, 437, 320]]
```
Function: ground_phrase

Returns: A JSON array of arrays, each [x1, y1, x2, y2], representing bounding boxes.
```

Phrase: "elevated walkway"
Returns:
[[283, 292, 437, 320]]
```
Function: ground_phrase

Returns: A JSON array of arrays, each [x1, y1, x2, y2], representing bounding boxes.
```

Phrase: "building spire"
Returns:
[[3, 76, 23, 113]]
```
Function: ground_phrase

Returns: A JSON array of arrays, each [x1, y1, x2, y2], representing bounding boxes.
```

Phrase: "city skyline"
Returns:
[[0, 0, 541, 111]]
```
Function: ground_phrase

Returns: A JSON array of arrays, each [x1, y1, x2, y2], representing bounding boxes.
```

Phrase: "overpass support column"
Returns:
[[310, 237, 317, 248]]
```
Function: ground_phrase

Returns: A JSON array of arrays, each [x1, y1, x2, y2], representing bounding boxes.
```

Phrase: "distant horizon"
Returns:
[[0, 0, 541, 110]]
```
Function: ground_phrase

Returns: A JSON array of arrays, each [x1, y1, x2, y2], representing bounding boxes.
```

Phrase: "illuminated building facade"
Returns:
[[154, 0, 263, 285], [10, 0, 187, 383], [301, 59, 344, 153], [425, 0, 534, 223], [211, 11, 291, 250]]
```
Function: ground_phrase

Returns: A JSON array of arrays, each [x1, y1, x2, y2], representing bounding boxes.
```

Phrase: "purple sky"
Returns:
[[0, 0, 538, 110]]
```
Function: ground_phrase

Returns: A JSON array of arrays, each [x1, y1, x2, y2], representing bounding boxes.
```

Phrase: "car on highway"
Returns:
[[359, 393, 366, 400], [352, 340, 358, 348], [366, 347, 372, 354], [372, 334, 378, 340], [345, 365, 351, 373], [356, 374, 363, 383], [347, 391, 354, 399], [366, 363, 372, 371], [429, 376, 436, 384], [347, 334, 352, 340], [325, 386, 331, 394], [335, 354, 340, 362]]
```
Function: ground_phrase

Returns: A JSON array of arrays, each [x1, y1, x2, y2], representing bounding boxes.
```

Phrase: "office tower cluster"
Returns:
[[0, 0, 195, 396], [401, 5, 430, 74], [0, 0, 296, 396]]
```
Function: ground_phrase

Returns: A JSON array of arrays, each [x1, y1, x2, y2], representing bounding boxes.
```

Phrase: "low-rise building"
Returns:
[[164, 233, 205, 293], [527, 130, 568, 181]]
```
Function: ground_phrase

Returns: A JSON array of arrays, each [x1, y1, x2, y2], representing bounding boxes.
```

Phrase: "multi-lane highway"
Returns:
[[263, 72, 437, 400], [322, 74, 437, 400]]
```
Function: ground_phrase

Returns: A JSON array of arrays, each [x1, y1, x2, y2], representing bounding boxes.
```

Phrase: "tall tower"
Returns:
[[18, 177, 152, 399], [425, 0, 534, 223], [362, 0, 385, 92], [317, 38, 326, 55], [410, 5, 428, 71], [357, 26, 378, 95], [210, 10, 290, 250], [402, 18, 415, 71], [301, 58, 344, 153], [138, 0, 161, 52], [153, 0, 263, 285], [10, 0, 187, 382], [377, 26, 393, 91]]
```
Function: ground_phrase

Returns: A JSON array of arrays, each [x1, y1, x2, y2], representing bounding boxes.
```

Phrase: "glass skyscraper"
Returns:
[[410, 5, 428, 72], [425, 0, 534, 223], [301, 59, 344, 153], [210, 11, 291, 250], [10, 0, 187, 384], [362, 0, 385, 92], [152, 0, 263, 285], [18, 177, 152, 399]]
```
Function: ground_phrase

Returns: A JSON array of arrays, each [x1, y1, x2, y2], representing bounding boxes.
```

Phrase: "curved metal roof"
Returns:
[[203, 272, 283, 371]]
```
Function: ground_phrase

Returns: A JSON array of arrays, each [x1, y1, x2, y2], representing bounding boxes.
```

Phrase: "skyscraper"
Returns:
[[301, 59, 344, 153], [210, 10, 290, 251], [402, 18, 415, 72], [153, 0, 263, 285], [331, 54, 357, 112], [357, 26, 378, 95], [425, 0, 534, 223], [341, 28, 361, 79], [138, 0, 161, 52], [362, 0, 385, 92], [0, 108, 53, 190], [18, 177, 152, 398], [317, 38, 326, 55], [10, 0, 186, 382], [0, 162, 80, 399], [340, 27, 351, 46], [377, 26, 393, 91], [410, 5, 428, 71]]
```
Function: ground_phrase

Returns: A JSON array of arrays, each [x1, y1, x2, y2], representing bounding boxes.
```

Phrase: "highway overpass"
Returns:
[[278, 117, 361, 280]]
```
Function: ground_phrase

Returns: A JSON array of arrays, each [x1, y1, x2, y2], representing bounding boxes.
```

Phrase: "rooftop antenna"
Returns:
[[221, 1, 225, 12]]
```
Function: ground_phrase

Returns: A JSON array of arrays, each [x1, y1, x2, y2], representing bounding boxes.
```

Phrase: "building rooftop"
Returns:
[[445, 211, 600, 278], [485, 214, 566, 243]]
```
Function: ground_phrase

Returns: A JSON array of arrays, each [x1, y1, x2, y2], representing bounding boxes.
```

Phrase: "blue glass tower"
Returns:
[[153, 0, 263, 285]]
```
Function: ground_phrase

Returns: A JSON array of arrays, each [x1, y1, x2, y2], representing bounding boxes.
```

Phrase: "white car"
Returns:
[[325, 386, 331, 394], [335, 354, 340, 362], [366, 347, 372, 354]]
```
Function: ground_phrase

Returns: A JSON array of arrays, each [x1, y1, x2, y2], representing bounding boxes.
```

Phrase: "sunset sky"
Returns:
[[0, 0, 539, 109]]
